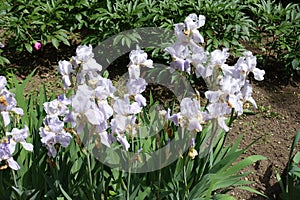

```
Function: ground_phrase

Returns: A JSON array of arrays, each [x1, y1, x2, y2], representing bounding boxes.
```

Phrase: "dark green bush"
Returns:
[[84, 0, 254, 57], [1, 0, 253, 56], [1, 0, 299, 76], [248, 0, 300, 76]]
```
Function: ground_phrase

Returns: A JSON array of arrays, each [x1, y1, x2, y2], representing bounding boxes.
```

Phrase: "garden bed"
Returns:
[[0, 1, 299, 198], [2, 43, 300, 199]]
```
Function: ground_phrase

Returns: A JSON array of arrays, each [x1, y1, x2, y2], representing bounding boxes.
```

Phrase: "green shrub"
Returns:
[[1, 0, 253, 59], [248, 0, 300, 76], [85, 0, 254, 57], [0, 0, 74, 52]]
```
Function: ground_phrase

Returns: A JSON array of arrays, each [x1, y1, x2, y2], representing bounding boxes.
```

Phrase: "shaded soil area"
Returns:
[[1, 43, 300, 199], [229, 79, 300, 199]]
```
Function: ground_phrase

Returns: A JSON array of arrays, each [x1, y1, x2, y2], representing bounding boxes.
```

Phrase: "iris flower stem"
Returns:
[[85, 132, 96, 200], [183, 128, 189, 199], [12, 169, 18, 188], [183, 159, 188, 199], [209, 119, 218, 167], [158, 169, 161, 198], [221, 108, 236, 148], [127, 132, 134, 200], [87, 152, 95, 200], [127, 167, 131, 200]]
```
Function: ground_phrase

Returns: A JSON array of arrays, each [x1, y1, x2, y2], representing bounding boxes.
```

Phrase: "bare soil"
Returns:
[[228, 74, 300, 199]]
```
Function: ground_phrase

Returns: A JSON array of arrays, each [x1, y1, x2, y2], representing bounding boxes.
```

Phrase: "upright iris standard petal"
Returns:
[[181, 98, 201, 117], [210, 49, 229, 66], [129, 49, 147, 64], [207, 103, 231, 117], [58, 60, 73, 89], [82, 58, 102, 74], [167, 98, 204, 131], [0, 76, 7, 90], [95, 77, 116, 100], [1, 111, 10, 127], [76, 44, 94, 62], [128, 49, 153, 70], [205, 90, 223, 103], [252, 68, 265, 81], [184, 13, 206, 34], [44, 99, 68, 117]]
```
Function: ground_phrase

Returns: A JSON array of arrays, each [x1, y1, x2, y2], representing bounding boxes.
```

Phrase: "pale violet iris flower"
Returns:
[[238, 51, 265, 81], [180, 98, 204, 132], [209, 48, 230, 66], [206, 103, 231, 132], [126, 78, 147, 96], [43, 95, 70, 117], [113, 95, 142, 116], [75, 44, 94, 62], [71, 84, 104, 126], [184, 13, 206, 43], [6, 126, 33, 152], [128, 49, 153, 79], [0, 141, 20, 170], [58, 60, 73, 89], [167, 98, 204, 132], [39, 116, 72, 157], [0, 126, 33, 170], [165, 14, 206, 74], [0, 77, 24, 126], [95, 77, 116, 100]]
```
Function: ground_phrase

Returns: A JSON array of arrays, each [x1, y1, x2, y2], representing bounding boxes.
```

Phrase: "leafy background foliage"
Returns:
[[1, 0, 299, 75], [248, 0, 300, 76]]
